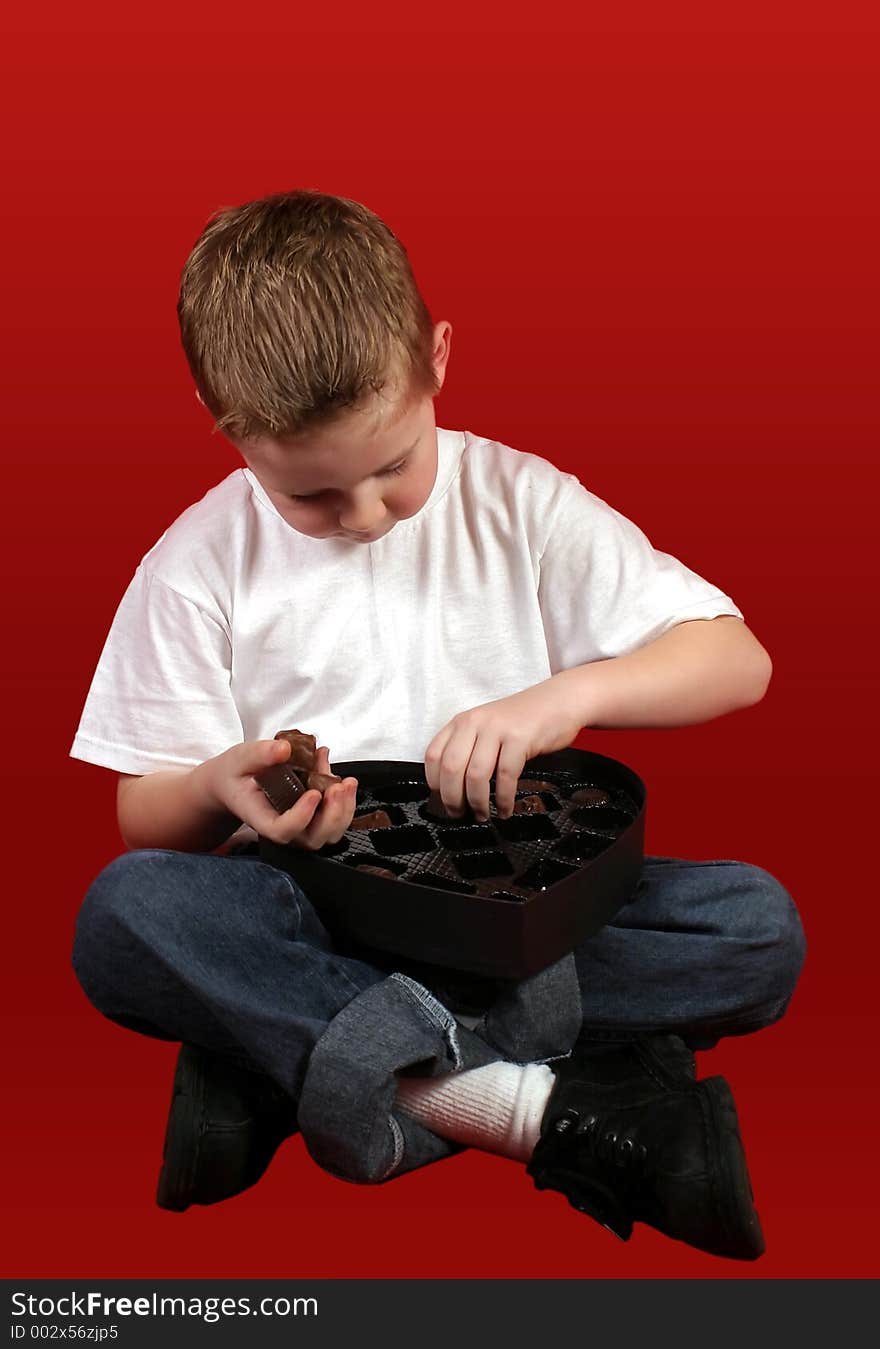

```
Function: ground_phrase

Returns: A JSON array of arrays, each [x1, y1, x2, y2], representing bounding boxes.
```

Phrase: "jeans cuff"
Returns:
[[471, 952, 583, 1063], [297, 972, 500, 1184]]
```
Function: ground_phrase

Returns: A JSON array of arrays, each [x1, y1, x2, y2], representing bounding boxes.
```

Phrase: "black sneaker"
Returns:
[[156, 1044, 299, 1212], [573, 1034, 697, 1089], [526, 1036, 765, 1260]]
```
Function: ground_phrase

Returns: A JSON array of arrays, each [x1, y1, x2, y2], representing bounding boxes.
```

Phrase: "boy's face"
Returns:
[[222, 324, 452, 545]]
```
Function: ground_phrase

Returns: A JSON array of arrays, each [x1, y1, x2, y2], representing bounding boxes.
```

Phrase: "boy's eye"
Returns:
[[287, 457, 409, 502]]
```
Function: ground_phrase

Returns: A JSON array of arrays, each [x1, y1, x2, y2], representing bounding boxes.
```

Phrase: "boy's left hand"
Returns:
[[424, 677, 585, 821]]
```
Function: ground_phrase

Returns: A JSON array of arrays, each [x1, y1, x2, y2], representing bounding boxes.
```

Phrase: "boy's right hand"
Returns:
[[196, 739, 359, 850]]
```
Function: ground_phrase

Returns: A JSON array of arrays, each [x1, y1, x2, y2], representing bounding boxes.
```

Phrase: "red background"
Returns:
[[2, 1, 878, 1280]]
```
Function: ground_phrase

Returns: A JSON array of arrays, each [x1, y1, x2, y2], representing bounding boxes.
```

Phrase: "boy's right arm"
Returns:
[[116, 739, 359, 853]]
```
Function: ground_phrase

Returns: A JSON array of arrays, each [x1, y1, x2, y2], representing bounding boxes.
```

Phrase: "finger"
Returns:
[[462, 732, 503, 821], [493, 741, 528, 819], [241, 740, 295, 809], [316, 779, 353, 842], [437, 724, 478, 818], [302, 778, 357, 848], [300, 778, 348, 844], [255, 787, 322, 843], [233, 755, 305, 830], [423, 726, 453, 792], [248, 741, 327, 827], [242, 737, 290, 776]]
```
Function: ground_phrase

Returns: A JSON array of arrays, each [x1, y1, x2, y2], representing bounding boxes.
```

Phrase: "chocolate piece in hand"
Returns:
[[274, 729, 317, 767], [254, 727, 342, 814], [256, 763, 308, 814]]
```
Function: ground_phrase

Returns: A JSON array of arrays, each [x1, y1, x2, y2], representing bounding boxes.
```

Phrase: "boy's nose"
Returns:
[[338, 491, 387, 534]]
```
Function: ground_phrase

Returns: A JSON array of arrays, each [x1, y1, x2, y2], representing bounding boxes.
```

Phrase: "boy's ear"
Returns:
[[194, 389, 205, 406]]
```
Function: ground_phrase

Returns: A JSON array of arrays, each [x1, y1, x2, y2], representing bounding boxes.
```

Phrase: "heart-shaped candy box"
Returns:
[[258, 747, 646, 980]]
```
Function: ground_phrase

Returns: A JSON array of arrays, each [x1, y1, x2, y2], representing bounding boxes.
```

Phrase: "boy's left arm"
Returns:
[[424, 617, 772, 820]]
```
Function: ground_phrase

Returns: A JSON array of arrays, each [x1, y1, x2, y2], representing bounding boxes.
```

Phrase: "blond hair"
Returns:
[[177, 188, 441, 442]]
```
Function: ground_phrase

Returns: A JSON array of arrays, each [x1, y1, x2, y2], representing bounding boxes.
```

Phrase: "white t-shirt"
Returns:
[[70, 426, 743, 842]]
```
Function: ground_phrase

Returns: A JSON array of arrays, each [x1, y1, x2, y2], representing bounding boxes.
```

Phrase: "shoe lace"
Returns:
[[551, 1107, 648, 1175], [532, 1106, 647, 1240]]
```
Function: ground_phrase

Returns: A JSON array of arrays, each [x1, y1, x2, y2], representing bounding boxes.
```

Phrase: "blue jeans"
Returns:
[[71, 851, 806, 1185]]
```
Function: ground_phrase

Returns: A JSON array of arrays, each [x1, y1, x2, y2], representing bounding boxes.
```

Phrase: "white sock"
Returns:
[[394, 1060, 555, 1163]]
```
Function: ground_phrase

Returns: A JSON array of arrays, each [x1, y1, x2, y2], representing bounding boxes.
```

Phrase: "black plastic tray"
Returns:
[[258, 747, 646, 980]]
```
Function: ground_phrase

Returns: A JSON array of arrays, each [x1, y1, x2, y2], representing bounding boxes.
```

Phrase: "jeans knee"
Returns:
[[734, 863, 807, 1005], [72, 852, 144, 992], [71, 850, 174, 1003], [72, 850, 312, 1008], [75, 849, 154, 933]]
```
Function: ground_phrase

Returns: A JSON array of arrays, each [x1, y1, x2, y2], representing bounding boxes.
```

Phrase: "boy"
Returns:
[[69, 189, 805, 1261]]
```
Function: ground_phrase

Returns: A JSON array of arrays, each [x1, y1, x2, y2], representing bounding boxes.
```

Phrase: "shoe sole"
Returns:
[[700, 1076, 766, 1260], [156, 1046, 205, 1212]]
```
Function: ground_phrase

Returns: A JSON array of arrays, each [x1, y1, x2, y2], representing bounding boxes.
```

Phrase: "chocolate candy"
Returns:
[[571, 787, 611, 806], [425, 787, 476, 822], [513, 794, 547, 815], [275, 729, 318, 764], [255, 727, 343, 813], [274, 729, 343, 792], [355, 864, 400, 880], [254, 761, 308, 813], [350, 809, 394, 831], [516, 779, 558, 793]]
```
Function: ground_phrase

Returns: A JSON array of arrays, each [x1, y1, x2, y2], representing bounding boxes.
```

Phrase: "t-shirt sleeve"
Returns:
[[536, 476, 744, 671], [69, 566, 245, 774]]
